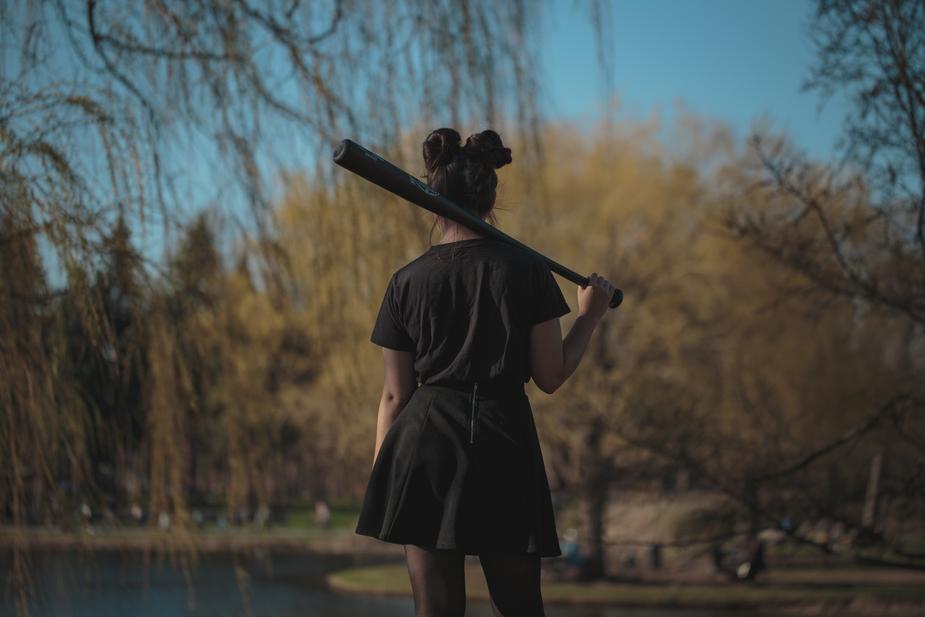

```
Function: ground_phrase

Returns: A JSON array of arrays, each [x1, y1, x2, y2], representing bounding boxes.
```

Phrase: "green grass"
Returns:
[[0, 517, 364, 552], [326, 563, 925, 608], [274, 506, 357, 530]]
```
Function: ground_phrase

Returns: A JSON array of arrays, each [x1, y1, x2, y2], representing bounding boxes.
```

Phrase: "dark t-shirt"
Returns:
[[370, 237, 571, 387]]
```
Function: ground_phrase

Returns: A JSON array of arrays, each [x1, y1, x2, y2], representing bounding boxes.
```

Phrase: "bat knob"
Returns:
[[609, 288, 624, 309]]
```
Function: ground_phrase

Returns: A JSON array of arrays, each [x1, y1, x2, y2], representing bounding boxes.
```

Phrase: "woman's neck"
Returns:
[[437, 224, 483, 244]]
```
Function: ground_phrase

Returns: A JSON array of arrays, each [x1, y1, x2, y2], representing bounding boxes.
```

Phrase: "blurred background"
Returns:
[[1, 0, 923, 615]]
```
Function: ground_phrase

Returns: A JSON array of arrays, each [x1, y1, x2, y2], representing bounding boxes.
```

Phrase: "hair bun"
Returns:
[[423, 128, 462, 173], [463, 129, 512, 169]]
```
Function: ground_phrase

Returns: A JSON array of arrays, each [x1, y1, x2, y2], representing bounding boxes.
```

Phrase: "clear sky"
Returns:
[[29, 0, 855, 284], [539, 0, 848, 161]]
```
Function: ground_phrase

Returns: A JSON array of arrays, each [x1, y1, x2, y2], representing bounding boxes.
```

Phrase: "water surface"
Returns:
[[1, 549, 785, 616]]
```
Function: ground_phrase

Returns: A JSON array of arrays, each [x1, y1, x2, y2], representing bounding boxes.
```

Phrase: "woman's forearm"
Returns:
[[559, 313, 599, 389]]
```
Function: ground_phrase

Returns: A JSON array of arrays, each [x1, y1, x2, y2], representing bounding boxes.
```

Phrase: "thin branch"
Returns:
[[754, 394, 910, 483]]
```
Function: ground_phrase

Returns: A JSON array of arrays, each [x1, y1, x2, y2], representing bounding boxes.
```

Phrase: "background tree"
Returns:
[[488, 115, 731, 580], [724, 0, 925, 323], [59, 213, 148, 509], [717, 0, 925, 563], [1, 2, 614, 610], [0, 0, 613, 509]]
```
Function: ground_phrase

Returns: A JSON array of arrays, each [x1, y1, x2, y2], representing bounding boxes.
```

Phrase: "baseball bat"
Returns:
[[332, 139, 623, 309]]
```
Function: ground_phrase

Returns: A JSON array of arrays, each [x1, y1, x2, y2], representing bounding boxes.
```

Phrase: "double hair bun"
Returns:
[[423, 127, 512, 173]]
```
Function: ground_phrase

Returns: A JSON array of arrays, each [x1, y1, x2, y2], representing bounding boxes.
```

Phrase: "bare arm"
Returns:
[[529, 272, 616, 394], [373, 347, 417, 466]]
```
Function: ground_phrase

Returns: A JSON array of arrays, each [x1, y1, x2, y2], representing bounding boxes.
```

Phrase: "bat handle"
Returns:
[[578, 274, 623, 309], [581, 276, 623, 308]]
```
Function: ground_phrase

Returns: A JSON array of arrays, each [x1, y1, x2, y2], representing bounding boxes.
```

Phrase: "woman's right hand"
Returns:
[[577, 272, 616, 322]]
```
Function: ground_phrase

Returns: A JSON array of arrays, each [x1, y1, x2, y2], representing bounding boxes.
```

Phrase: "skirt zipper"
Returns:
[[469, 381, 479, 444]]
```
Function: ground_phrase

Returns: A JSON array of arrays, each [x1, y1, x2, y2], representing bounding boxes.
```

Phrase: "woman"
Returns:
[[355, 127, 617, 616]]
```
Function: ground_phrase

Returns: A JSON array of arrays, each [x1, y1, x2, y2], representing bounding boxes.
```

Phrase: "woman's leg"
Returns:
[[478, 552, 545, 616], [403, 544, 466, 617]]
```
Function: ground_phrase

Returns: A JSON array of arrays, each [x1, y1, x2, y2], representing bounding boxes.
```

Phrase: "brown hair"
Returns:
[[422, 128, 512, 230]]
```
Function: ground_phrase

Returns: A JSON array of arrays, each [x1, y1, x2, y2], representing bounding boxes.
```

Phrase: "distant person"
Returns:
[[561, 527, 583, 567], [314, 499, 331, 528], [354, 128, 617, 616], [130, 503, 144, 524], [254, 504, 271, 528], [738, 540, 766, 581]]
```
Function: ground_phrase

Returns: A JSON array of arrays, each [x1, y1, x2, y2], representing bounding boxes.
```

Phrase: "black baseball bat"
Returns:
[[332, 139, 623, 309]]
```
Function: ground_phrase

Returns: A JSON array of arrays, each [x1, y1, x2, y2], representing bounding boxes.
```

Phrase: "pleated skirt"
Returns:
[[354, 382, 562, 558]]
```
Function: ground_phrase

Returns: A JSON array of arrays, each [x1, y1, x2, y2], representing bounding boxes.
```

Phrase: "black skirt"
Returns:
[[355, 381, 562, 558]]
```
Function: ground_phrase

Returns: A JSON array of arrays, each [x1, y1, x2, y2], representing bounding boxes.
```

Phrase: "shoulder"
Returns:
[[391, 239, 539, 286], [387, 251, 435, 300], [490, 242, 549, 279], [494, 240, 540, 267], [391, 253, 430, 288]]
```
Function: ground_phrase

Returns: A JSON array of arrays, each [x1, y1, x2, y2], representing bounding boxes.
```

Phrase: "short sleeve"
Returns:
[[370, 274, 416, 352], [531, 260, 571, 324]]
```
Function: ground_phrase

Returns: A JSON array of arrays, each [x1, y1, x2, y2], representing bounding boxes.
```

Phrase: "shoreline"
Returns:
[[0, 525, 403, 556], [326, 562, 925, 615], [5, 526, 925, 615]]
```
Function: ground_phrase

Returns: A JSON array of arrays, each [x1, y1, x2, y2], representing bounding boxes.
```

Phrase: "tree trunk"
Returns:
[[743, 478, 761, 540], [578, 418, 610, 581], [674, 466, 691, 493], [579, 473, 609, 580], [861, 450, 884, 531]]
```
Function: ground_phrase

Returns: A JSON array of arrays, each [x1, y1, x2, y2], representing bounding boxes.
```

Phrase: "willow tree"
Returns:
[[2, 1, 616, 612]]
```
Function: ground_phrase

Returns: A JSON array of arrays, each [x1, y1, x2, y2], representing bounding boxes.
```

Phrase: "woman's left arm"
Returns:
[[372, 347, 417, 466]]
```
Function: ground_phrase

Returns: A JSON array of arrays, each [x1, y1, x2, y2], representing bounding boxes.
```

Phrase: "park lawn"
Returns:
[[274, 506, 357, 530], [0, 522, 366, 553], [326, 563, 925, 608]]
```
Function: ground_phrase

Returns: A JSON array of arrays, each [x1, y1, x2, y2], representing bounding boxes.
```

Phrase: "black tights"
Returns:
[[403, 544, 545, 617]]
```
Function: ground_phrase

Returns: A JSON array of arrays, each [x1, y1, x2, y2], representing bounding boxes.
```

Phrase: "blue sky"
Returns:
[[153, 0, 852, 267], [540, 0, 847, 161], [27, 0, 854, 284]]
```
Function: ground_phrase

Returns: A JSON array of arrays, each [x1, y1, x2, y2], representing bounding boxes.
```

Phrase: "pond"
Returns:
[[1, 549, 787, 617]]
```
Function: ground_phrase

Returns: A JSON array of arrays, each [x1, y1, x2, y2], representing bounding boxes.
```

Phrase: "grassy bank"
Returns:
[[326, 562, 925, 611], [0, 524, 403, 556]]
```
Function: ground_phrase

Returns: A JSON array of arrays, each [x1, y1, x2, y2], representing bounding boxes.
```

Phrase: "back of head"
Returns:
[[422, 128, 512, 224]]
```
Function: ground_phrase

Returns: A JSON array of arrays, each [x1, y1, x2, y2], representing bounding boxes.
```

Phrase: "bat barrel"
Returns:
[[333, 138, 624, 310], [332, 140, 349, 164]]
